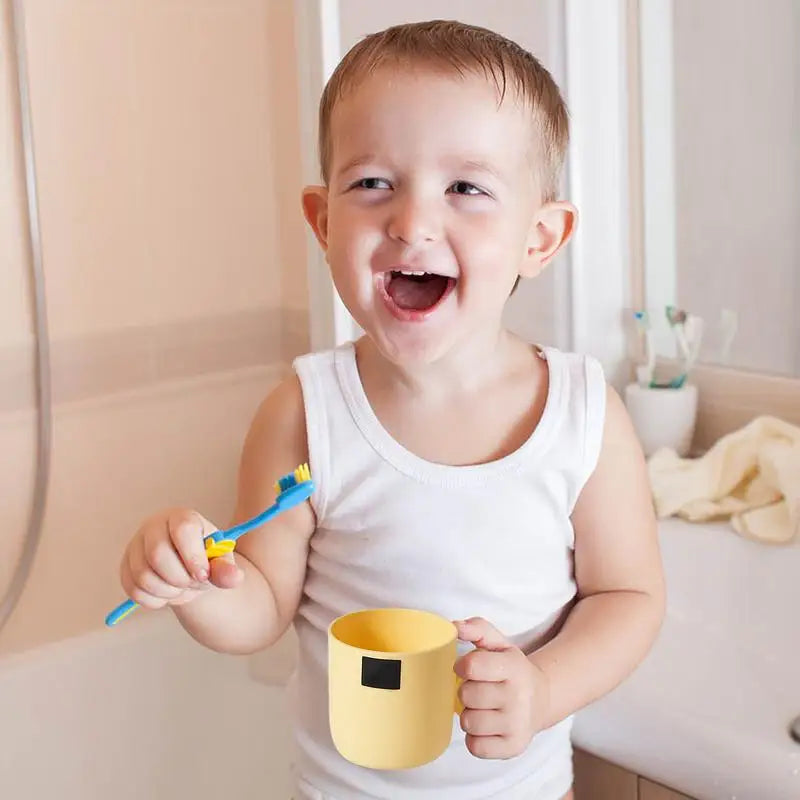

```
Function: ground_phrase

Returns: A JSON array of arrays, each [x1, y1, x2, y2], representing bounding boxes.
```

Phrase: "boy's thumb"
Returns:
[[208, 552, 244, 589], [454, 617, 512, 651]]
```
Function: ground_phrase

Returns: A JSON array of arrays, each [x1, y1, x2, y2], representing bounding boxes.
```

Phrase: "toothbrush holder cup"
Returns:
[[624, 383, 698, 457]]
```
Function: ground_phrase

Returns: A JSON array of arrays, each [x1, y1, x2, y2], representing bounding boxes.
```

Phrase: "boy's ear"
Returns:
[[302, 185, 330, 251], [520, 201, 578, 279]]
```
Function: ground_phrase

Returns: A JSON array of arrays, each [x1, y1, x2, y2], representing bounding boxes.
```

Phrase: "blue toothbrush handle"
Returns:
[[105, 598, 138, 626], [104, 506, 281, 627], [104, 478, 314, 628]]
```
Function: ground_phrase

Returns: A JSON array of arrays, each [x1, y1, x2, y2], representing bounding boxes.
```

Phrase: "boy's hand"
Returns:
[[120, 509, 244, 610], [454, 617, 550, 760]]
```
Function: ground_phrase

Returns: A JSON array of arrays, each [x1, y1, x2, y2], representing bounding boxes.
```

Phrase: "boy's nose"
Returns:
[[386, 193, 439, 246]]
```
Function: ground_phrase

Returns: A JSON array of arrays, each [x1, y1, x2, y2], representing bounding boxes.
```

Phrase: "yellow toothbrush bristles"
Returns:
[[273, 463, 311, 494]]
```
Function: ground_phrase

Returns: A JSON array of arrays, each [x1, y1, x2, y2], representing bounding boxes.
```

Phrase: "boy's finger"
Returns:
[[460, 709, 506, 737], [136, 569, 184, 600], [458, 678, 505, 710], [142, 525, 193, 588], [168, 510, 213, 581], [126, 537, 183, 598], [454, 617, 512, 651], [465, 733, 506, 760], [454, 649, 509, 682], [121, 555, 167, 610], [128, 588, 166, 610], [208, 553, 243, 589]]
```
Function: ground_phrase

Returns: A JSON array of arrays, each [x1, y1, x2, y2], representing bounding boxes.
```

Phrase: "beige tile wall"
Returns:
[[19, 0, 309, 339], [1, 1, 310, 653], [0, 367, 287, 656]]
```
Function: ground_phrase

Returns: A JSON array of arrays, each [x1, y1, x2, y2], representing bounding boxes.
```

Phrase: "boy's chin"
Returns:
[[369, 327, 456, 369]]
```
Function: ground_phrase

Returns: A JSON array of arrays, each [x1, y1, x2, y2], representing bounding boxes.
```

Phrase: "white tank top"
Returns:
[[289, 342, 606, 800]]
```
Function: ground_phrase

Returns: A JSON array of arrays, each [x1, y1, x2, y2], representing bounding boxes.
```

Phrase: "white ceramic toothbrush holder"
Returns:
[[624, 383, 698, 457]]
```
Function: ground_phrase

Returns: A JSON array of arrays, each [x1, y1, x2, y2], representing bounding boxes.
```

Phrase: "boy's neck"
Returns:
[[355, 325, 531, 400]]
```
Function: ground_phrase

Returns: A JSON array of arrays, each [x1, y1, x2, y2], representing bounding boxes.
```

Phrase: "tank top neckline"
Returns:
[[333, 341, 565, 487]]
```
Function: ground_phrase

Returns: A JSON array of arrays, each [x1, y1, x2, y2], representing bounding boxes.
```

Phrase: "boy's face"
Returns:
[[303, 66, 574, 366]]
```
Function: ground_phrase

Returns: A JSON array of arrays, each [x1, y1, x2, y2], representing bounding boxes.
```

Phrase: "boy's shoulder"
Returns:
[[537, 344, 605, 379], [537, 345, 608, 435], [291, 342, 356, 395], [246, 369, 309, 460], [292, 342, 351, 367], [292, 348, 335, 371]]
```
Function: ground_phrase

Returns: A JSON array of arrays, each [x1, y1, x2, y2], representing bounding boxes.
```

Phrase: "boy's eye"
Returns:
[[448, 181, 484, 196], [354, 177, 391, 190]]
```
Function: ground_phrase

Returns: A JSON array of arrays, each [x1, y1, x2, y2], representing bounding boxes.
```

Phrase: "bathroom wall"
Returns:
[[0, 0, 309, 654], [671, 0, 799, 375]]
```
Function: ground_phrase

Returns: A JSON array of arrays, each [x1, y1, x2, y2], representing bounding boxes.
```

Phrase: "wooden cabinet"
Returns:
[[638, 778, 693, 800], [574, 749, 695, 800], [574, 748, 638, 800]]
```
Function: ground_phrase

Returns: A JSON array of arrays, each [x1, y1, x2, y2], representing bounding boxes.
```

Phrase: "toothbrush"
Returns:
[[105, 464, 314, 627], [668, 325, 700, 387], [633, 310, 655, 387], [665, 305, 690, 360], [665, 308, 704, 388]]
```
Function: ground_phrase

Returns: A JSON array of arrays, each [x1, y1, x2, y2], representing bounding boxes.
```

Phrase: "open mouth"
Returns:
[[381, 270, 456, 318]]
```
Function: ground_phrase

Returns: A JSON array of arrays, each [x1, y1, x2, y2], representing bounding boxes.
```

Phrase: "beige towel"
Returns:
[[648, 415, 800, 544]]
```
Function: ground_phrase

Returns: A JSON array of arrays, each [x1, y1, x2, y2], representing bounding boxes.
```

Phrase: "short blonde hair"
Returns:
[[318, 20, 569, 201]]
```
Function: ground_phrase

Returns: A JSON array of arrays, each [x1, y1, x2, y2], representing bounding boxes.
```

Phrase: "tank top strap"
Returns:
[[542, 346, 607, 510]]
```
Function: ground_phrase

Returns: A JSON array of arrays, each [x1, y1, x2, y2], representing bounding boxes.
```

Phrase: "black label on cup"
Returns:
[[361, 656, 401, 690]]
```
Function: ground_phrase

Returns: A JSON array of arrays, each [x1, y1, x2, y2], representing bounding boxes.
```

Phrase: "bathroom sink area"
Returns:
[[573, 518, 800, 799]]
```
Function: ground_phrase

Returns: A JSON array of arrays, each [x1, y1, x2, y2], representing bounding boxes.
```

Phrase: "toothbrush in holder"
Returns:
[[633, 310, 655, 387], [665, 306, 703, 388], [104, 464, 314, 627]]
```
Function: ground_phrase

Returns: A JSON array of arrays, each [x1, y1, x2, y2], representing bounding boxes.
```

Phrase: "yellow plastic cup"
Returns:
[[328, 608, 463, 770]]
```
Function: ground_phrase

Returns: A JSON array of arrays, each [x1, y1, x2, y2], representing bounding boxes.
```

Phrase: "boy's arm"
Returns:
[[173, 375, 315, 654], [526, 384, 666, 726], [456, 385, 664, 760]]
